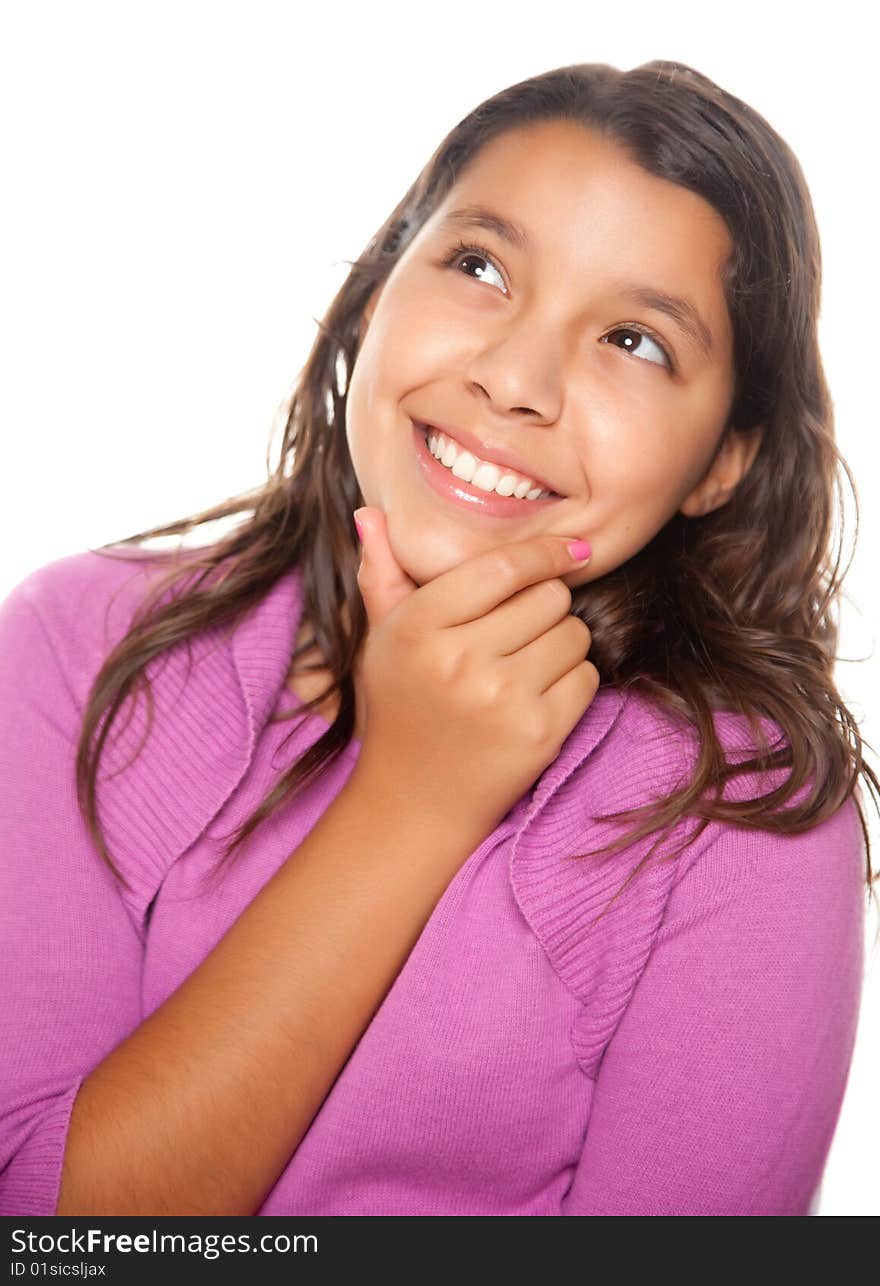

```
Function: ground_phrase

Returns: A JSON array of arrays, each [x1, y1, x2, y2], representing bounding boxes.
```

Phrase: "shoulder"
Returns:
[[6, 544, 168, 610], [569, 684, 797, 816], [0, 546, 300, 925], [507, 683, 863, 1077], [1, 546, 175, 711]]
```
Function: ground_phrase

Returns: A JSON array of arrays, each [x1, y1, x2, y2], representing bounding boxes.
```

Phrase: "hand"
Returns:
[[348, 508, 599, 841]]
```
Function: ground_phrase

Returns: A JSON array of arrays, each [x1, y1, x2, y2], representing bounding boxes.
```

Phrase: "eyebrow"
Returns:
[[437, 203, 715, 360]]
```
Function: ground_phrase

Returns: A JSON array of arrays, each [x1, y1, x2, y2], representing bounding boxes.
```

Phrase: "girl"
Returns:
[[1, 59, 875, 1218]]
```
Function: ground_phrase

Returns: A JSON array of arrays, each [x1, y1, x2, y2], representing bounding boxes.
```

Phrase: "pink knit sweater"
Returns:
[[0, 548, 866, 1216]]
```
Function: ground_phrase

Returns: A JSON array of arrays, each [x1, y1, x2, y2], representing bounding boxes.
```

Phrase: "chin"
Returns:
[[396, 542, 458, 588]]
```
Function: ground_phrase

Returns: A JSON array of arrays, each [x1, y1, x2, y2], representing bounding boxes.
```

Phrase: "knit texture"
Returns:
[[0, 548, 866, 1216]]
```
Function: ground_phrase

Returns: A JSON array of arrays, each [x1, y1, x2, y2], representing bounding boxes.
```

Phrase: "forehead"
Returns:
[[435, 120, 733, 346], [450, 120, 731, 257]]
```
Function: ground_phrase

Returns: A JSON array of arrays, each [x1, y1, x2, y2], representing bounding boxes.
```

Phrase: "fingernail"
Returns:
[[353, 510, 365, 543], [566, 540, 592, 562]]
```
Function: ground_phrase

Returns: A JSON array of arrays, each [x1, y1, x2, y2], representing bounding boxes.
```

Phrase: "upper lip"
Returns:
[[414, 419, 563, 496]]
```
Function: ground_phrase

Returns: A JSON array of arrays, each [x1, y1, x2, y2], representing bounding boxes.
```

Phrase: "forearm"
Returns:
[[56, 766, 479, 1216]]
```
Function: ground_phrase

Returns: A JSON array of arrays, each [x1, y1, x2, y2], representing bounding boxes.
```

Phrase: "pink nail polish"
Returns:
[[567, 540, 592, 562]]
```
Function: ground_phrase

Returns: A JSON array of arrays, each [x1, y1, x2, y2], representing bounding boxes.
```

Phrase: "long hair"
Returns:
[[73, 59, 880, 922]]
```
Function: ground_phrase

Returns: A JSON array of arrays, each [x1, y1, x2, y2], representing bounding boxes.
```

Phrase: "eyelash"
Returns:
[[439, 238, 676, 375]]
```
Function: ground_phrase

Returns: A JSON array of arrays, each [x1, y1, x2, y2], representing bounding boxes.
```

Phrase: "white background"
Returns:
[[1, 0, 877, 1214]]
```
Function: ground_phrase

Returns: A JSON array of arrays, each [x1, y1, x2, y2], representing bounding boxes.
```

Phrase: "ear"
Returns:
[[679, 424, 764, 518]]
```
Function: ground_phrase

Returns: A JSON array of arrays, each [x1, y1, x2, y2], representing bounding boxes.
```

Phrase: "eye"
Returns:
[[600, 325, 673, 372], [440, 239, 675, 374], [440, 240, 508, 292]]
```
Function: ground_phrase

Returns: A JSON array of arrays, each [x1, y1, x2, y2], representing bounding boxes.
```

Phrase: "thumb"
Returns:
[[354, 507, 419, 626]]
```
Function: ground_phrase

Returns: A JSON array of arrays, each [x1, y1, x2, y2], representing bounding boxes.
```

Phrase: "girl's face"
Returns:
[[345, 119, 761, 590]]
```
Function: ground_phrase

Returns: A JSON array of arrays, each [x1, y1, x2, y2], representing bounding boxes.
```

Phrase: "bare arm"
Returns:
[[56, 763, 481, 1217]]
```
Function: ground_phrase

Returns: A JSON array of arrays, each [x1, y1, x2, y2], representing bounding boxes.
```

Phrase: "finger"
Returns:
[[354, 508, 419, 627], [540, 658, 602, 743], [414, 534, 592, 631], [504, 612, 593, 691], [463, 576, 576, 659]]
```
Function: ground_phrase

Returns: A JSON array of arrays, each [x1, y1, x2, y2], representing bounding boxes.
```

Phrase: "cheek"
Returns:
[[581, 439, 698, 572], [599, 435, 690, 511], [376, 275, 471, 367]]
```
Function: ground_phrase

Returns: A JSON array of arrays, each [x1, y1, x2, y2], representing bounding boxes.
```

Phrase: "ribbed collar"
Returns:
[[97, 558, 299, 921]]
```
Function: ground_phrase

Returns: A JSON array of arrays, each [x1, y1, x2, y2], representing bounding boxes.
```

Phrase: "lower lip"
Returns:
[[411, 422, 564, 519]]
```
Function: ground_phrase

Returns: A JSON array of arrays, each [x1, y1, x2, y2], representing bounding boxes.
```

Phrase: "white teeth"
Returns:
[[426, 430, 554, 500]]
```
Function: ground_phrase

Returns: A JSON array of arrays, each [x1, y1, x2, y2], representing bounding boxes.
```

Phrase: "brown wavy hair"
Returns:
[[74, 59, 880, 925]]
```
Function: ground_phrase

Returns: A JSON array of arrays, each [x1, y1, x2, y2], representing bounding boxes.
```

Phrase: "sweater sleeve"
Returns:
[[0, 567, 145, 1217], [560, 796, 866, 1216]]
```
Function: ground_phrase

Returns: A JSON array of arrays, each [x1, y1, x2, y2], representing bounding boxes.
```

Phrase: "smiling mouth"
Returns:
[[414, 421, 565, 500]]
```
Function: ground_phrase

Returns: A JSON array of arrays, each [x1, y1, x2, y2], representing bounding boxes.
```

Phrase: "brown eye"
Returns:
[[441, 241, 507, 293], [601, 324, 673, 372], [440, 240, 675, 375]]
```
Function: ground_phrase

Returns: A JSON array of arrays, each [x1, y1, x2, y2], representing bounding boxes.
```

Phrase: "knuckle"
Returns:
[[570, 614, 592, 647], [475, 666, 512, 712], [493, 547, 520, 583], [547, 577, 572, 608], [540, 708, 558, 743], [436, 638, 467, 684], [515, 706, 542, 746], [584, 659, 601, 691]]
